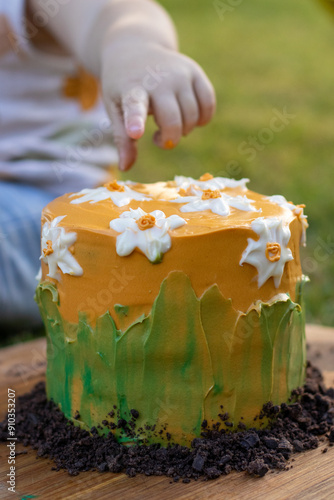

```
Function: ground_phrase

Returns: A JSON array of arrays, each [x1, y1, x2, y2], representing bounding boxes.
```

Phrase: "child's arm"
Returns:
[[28, 0, 216, 170]]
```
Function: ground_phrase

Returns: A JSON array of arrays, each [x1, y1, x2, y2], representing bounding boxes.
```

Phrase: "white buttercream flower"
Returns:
[[240, 217, 293, 288], [110, 208, 186, 263], [174, 174, 249, 191], [268, 195, 308, 246], [70, 180, 151, 207], [40, 216, 83, 281], [170, 187, 258, 216]]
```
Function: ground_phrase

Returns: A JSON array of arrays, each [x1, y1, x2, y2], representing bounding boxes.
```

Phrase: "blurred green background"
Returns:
[[125, 0, 334, 327]]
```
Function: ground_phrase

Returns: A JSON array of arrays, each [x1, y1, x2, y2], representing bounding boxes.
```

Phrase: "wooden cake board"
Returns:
[[0, 324, 333, 500]]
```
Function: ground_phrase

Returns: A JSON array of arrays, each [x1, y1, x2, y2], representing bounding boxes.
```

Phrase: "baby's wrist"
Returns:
[[102, 28, 176, 56], [100, 36, 174, 83], [83, 1, 178, 76]]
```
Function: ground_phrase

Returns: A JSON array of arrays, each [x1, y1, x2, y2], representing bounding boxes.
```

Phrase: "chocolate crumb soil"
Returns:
[[1, 362, 333, 482]]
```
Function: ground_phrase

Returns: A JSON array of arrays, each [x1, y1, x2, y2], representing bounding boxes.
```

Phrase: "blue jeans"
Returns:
[[0, 181, 55, 328]]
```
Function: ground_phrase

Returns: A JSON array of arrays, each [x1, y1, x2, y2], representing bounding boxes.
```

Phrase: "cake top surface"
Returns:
[[43, 174, 306, 238]]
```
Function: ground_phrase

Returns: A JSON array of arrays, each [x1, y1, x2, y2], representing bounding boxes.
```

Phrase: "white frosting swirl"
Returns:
[[70, 182, 151, 207], [174, 175, 249, 191], [170, 186, 258, 216], [268, 195, 308, 246], [40, 215, 83, 281], [240, 217, 293, 288]]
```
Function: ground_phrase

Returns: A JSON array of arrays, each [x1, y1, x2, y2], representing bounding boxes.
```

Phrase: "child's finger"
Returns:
[[122, 88, 149, 140], [193, 71, 216, 126], [107, 101, 138, 171], [151, 93, 183, 149], [177, 88, 200, 136]]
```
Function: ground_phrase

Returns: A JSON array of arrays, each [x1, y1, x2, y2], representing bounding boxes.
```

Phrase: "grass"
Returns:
[[1, 0, 333, 347], [124, 0, 334, 327]]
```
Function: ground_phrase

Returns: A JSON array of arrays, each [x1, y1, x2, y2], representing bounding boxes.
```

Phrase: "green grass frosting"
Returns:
[[36, 272, 306, 446]]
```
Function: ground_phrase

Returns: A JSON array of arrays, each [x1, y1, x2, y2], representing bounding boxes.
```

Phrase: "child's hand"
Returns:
[[27, 0, 216, 172], [102, 42, 216, 171]]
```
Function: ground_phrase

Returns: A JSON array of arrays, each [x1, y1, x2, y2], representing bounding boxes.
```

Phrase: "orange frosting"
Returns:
[[295, 204, 306, 219], [104, 180, 125, 192], [265, 242, 281, 262], [201, 189, 221, 200], [43, 240, 53, 257], [164, 140, 175, 150], [137, 214, 156, 230], [199, 173, 214, 181], [178, 187, 193, 197], [40, 181, 304, 329]]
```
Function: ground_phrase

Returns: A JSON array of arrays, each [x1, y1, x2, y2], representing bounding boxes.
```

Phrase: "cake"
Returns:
[[35, 174, 308, 446]]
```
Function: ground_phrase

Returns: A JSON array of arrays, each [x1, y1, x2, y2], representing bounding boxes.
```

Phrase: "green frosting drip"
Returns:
[[36, 273, 307, 446], [114, 304, 129, 317]]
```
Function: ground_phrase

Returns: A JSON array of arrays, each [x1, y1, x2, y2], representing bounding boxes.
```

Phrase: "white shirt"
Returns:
[[0, 1, 118, 195]]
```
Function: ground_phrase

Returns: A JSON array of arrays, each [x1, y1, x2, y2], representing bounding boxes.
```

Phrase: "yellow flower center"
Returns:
[[201, 189, 221, 200], [137, 214, 156, 231], [104, 180, 125, 192], [265, 242, 281, 262], [199, 173, 213, 182], [43, 240, 54, 257]]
